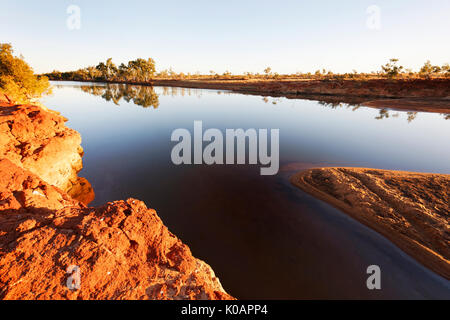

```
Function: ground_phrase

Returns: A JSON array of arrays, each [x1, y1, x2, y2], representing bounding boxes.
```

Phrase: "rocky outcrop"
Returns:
[[291, 167, 450, 280], [0, 158, 233, 300], [0, 99, 233, 300], [0, 101, 89, 199], [0, 93, 11, 105]]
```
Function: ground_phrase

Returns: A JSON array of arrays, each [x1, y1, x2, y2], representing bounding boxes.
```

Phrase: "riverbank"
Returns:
[[0, 94, 233, 300], [52, 78, 450, 114], [291, 167, 450, 280], [153, 79, 450, 113]]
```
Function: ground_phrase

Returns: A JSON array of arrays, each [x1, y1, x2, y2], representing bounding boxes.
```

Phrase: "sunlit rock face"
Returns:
[[0, 159, 233, 300], [0, 100, 93, 204]]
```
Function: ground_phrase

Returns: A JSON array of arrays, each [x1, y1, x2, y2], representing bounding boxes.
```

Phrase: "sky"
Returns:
[[1, 0, 449, 74]]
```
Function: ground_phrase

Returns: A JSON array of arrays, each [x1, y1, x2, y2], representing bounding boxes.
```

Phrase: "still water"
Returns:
[[43, 82, 450, 299]]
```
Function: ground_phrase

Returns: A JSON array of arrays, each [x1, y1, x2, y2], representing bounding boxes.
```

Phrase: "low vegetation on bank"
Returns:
[[45, 57, 450, 83], [0, 43, 51, 104]]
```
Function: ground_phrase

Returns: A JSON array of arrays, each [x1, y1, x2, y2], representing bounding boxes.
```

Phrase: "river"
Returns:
[[43, 82, 450, 299]]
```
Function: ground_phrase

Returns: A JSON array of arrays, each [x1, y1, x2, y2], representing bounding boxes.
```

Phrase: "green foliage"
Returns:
[[45, 56, 450, 82], [381, 59, 404, 78], [419, 60, 445, 77], [0, 43, 51, 103], [263, 67, 273, 79], [125, 58, 156, 82], [420, 60, 433, 75], [47, 57, 156, 83]]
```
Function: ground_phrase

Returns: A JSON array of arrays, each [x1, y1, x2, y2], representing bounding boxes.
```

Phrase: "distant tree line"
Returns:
[[45, 58, 450, 83], [47, 57, 156, 83]]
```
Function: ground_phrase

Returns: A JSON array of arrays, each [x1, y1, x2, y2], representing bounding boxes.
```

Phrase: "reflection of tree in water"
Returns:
[[76, 84, 450, 122], [317, 104, 449, 123], [312, 100, 362, 112], [375, 108, 390, 120], [302, 95, 450, 122], [374, 109, 413, 121], [80, 84, 159, 108], [262, 97, 283, 105], [374, 109, 449, 122], [160, 86, 203, 98], [375, 109, 420, 122], [407, 112, 418, 123], [318, 101, 345, 109]]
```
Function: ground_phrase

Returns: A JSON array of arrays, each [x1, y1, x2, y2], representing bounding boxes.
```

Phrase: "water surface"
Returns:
[[43, 82, 450, 299]]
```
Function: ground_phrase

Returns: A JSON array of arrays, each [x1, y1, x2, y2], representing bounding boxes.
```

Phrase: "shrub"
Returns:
[[381, 59, 403, 78], [0, 43, 51, 103]]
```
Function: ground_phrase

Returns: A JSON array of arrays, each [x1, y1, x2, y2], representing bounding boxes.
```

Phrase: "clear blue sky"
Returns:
[[1, 0, 449, 74]]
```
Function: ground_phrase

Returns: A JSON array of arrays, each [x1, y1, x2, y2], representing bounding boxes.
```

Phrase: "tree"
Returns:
[[86, 66, 100, 80], [264, 67, 272, 77], [105, 58, 118, 79], [96, 62, 108, 79], [420, 60, 433, 75], [442, 63, 450, 76], [381, 59, 403, 78], [95, 58, 118, 80], [127, 58, 156, 82], [118, 63, 130, 80], [0, 43, 51, 103], [419, 60, 444, 78]]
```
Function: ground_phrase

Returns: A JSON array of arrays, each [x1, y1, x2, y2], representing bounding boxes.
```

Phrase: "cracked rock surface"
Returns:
[[0, 102, 84, 192], [0, 159, 233, 300]]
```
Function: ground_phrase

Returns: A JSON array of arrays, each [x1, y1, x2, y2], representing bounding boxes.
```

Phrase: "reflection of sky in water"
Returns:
[[42, 82, 450, 299], [47, 82, 450, 176]]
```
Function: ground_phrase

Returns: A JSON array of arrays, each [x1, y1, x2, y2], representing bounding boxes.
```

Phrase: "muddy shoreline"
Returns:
[[291, 167, 450, 280]]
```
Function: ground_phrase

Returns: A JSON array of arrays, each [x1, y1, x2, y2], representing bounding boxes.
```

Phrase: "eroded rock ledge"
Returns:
[[291, 167, 450, 280], [0, 99, 233, 300], [0, 159, 233, 300], [0, 100, 93, 204]]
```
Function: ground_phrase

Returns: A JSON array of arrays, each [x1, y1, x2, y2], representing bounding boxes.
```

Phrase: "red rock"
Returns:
[[0, 159, 233, 300], [0, 102, 88, 196]]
